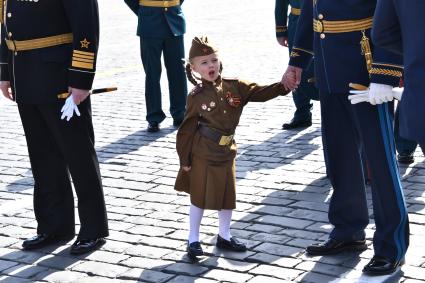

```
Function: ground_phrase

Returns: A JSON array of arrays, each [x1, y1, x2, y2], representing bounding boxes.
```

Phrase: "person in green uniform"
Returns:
[[174, 36, 289, 259]]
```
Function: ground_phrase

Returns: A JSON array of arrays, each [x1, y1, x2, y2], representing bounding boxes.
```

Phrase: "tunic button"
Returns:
[[7, 12, 12, 18], [220, 98, 223, 101], [318, 14, 324, 19], [320, 33, 326, 39], [8, 32, 12, 37], [223, 110, 227, 114], [164, 7, 168, 11]]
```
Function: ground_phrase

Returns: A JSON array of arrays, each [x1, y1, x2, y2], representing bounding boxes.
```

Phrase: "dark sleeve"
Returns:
[[288, 0, 314, 69], [176, 94, 198, 167], [0, 25, 9, 81], [372, 0, 403, 55], [62, 0, 99, 90], [124, 0, 139, 15], [370, 0, 404, 87], [370, 47, 403, 86], [238, 80, 288, 105], [275, 0, 289, 38]]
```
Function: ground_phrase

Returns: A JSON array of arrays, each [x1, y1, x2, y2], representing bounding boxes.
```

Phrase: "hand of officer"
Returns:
[[348, 83, 394, 105], [277, 37, 289, 47], [60, 95, 81, 121], [281, 65, 302, 91], [182, 166, 191, 172], [69, 87, 90, 105], [0, 81, 13, 101]]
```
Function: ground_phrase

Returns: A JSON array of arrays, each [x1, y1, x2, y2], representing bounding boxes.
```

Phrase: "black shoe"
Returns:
[[173, 118, 183, 127], [216, 235, 247, 252], [187, 241, 204, 258], [282, 119, 312, 130], [70, 238, 106, 255], [22, 234, 74, 250], [397, 153, 414, 164], [363, 255, 403, 276], [147, 122, 160, 132], [306, 238, 367, 256]]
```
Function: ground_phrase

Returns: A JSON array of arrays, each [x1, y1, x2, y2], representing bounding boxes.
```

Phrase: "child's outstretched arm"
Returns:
[[237, 79, 290, 104]]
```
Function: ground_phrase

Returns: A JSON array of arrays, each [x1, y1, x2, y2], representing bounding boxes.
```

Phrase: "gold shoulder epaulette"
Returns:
[[190, 83, 203, 96]]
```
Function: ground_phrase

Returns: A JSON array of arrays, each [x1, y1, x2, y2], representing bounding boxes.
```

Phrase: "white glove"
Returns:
[[60, 95, 80, 121], [392, 87, 403, 100], [348, 83, 399, 105]]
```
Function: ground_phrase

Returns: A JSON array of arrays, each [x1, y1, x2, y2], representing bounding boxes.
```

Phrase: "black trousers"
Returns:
[[320, 91, 409, 262], [18, 98, 108, 239]]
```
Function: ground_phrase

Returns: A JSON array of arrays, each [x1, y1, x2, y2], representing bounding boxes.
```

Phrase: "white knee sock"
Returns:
[[188, 204, 204, 244], [218, 209, 232, 241]]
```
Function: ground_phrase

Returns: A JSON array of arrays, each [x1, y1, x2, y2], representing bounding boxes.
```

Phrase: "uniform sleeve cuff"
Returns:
[[68, 69, 95, 90], [276, 26, 288, 38], [289, 47, 313, 69], [370, 63, 403, 87]]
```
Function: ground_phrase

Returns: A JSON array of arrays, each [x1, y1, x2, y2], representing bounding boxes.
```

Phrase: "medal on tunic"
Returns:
[[225, 91, 241, 107]]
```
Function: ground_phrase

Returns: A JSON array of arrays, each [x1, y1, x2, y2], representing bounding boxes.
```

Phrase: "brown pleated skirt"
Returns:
[[174, 155, 236, 210]]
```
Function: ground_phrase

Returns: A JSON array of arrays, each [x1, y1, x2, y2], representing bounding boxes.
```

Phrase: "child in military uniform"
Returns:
[[174, 36, 288, 259]]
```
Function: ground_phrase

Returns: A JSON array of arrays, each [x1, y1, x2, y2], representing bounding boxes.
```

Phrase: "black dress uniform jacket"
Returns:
[[0, 0, 108, 239], [0, 0, 99, 103]]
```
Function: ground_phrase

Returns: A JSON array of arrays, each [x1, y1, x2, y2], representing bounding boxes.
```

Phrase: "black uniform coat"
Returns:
[[0, 0, 108, 239], [373, 0, 425, 144]]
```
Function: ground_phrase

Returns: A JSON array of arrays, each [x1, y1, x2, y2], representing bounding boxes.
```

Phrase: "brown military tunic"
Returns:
[[175, 76, 288, 210]]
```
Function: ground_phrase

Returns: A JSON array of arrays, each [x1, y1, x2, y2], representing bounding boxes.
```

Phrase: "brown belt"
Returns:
[[139, 0, 179, 7], [198, 124, 234, 146], [313, 17, 373, 33], [291, 7, 301, 16], [5, 33, 73, 52]]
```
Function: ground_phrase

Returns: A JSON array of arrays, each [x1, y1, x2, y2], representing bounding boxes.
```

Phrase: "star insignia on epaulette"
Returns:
[[80, 38, 91, 49]]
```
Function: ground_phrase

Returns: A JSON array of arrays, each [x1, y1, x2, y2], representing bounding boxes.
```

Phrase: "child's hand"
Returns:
[[182, 166, 191, 172]]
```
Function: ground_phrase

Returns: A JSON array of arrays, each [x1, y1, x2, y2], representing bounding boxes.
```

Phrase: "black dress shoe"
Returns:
[[216, 235, 247, 252], [282, 119, 312, 130], [187, 241, 204, 258], [22, 234, 74, 250], [147, 122, 160, 132], [397, 153, 414, 164], [173, 118, 183, 127], [363, 255, 403, 276], [70, 238, 106, 255], [306, 238, 367, 256]]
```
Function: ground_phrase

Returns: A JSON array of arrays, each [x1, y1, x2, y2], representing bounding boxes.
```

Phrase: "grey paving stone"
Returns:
[[118, 268, 174, 282], [164, 262, 209, 276], [203, 268, 253, 282], [166, 275, 216, 283], [0, 259, 19, 272], [249, 264, 304, 281], [71, 261, 130, 278]]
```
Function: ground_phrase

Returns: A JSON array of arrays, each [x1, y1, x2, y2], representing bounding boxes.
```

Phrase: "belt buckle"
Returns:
[[316, 20, 324, 33], [163, 1, 170, 7], [219, 135, 233, 146]]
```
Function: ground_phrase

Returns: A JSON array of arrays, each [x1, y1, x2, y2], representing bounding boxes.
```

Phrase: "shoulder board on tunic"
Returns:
[[190, 83, 203, 96], [222, 77, 239, 81]]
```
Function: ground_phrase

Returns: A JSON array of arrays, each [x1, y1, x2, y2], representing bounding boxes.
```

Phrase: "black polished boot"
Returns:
[[363, 255, 403, 276], [22, 234, 74, 250], [306, 238, 367, 256]]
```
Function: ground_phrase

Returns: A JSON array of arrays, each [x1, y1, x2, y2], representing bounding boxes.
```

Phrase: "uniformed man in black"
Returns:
[[0, 0, 108, 254]]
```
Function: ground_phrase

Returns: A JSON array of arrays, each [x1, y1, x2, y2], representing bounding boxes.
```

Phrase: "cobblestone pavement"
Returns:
[[1, 0, 425, 282]]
